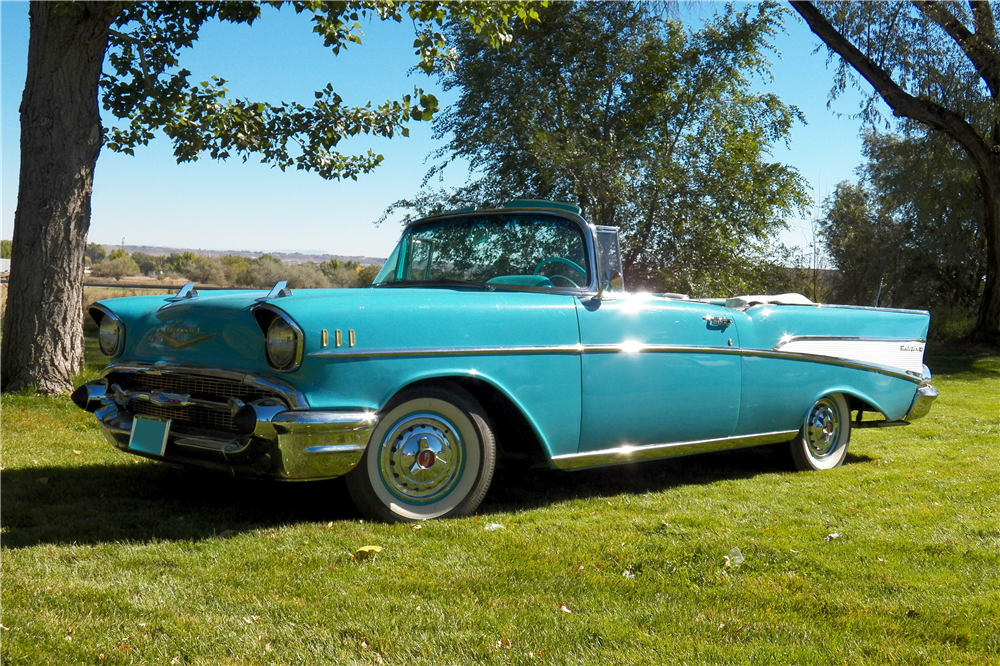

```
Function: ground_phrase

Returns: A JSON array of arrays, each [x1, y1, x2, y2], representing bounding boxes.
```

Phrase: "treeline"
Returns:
[[85, 245, 381, 289]]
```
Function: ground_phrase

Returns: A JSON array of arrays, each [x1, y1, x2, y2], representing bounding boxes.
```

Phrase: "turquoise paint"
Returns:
[[94, 284, 930, 465], [577, 294, 741, 450]]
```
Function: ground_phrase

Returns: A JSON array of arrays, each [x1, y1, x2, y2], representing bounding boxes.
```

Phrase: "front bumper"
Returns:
[[73, 379, 377, 480]]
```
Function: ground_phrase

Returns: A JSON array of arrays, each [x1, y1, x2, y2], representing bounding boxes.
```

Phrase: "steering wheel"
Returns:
[[533, 257, 586, 288]]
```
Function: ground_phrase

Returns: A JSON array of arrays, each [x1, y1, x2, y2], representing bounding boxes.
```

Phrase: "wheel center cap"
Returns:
[[416, 448, 436, 469]]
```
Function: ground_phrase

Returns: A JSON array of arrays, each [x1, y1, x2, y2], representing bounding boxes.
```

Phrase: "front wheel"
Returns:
[[346, 386, 496, 522], [790, 393, 851, 471]]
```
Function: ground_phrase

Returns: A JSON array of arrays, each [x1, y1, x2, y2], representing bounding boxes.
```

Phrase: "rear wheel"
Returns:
[[346, 386, 496, 522], [790, 393, 851, 471]]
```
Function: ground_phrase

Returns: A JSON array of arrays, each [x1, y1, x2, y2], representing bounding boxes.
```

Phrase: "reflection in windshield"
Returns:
[[375, 214, 589, 289]]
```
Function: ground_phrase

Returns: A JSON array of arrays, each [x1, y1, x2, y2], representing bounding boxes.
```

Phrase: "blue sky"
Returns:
[[1, 2, 874, 259]]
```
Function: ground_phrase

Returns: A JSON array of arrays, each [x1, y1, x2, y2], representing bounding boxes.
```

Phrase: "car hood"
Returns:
[[96, 286, 581, 373]]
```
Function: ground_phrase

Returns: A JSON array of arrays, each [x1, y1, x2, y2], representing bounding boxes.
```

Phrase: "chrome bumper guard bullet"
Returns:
[[73, 379, 377, 480], [904, 384, 938, 421]]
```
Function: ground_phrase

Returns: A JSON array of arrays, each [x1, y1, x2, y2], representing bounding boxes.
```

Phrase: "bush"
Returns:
[[90, 256, 139, 281]]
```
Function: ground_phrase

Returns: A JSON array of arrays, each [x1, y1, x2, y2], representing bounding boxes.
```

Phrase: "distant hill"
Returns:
[[100, 244, 385, 266]]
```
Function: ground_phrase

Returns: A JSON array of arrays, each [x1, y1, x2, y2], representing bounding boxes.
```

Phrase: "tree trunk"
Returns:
[[1, 2, 117, 394], [972, 166, 1000, 345]]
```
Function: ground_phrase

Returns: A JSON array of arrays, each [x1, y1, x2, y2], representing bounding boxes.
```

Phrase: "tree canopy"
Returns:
[[390, 1, 808, 296], [1, 0, 542, 394], [791, 0, 1000, 344]]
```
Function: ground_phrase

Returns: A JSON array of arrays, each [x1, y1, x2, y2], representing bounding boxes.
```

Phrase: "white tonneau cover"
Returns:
[[725, 293, 815, 309]]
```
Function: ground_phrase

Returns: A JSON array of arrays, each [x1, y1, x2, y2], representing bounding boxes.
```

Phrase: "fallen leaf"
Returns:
[[557, 603, 573, 614], [824, 533, 840, 541], [410, 523, 423, 531], [354, 545, 383, 561], [877, 556, 888, 563], [501, 636, 512, 649]]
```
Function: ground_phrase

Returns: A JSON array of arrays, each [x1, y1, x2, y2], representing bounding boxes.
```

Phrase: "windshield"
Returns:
[[375, 214, 590, 290]]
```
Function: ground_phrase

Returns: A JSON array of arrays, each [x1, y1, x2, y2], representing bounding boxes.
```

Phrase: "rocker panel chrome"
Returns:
[[552, 430, 799, 470]]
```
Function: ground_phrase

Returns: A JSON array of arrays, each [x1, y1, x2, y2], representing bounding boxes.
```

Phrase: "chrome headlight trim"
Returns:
[[253, 304, 304, 373], [90, 304, 125, 358]]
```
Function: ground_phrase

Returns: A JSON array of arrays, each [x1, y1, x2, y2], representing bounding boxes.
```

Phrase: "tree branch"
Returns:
[[913, 1, 1000, 98], [790, 1, 994, 174]]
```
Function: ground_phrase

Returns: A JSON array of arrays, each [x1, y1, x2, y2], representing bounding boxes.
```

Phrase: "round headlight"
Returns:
[[265, 316, 299, 369], [98, 316, 122, 356]]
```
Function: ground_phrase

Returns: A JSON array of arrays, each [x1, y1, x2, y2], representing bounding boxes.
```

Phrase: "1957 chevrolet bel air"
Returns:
[[73, 200, 938, 521]]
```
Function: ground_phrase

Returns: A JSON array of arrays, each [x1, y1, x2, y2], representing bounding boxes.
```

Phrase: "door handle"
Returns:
[[703, 315, 733, 327]]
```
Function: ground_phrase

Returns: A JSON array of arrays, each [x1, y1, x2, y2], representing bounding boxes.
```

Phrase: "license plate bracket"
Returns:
[[128, 416, 171, 456]]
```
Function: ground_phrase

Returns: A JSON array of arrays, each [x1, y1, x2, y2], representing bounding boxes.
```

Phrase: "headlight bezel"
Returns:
[[254, 305, 304, 372], [90, 304, 125, 358]]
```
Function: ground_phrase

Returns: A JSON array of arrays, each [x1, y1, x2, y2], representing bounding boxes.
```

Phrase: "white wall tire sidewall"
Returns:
[[796, 393, 851, 471], [364, 397, 483, 521]]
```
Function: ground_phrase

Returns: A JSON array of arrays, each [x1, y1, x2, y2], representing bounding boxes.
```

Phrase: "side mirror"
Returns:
[[595, 269, 623, 301]]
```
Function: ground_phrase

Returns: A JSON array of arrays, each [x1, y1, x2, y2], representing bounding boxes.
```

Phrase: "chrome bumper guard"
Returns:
[[904, 384, 938, 421], [72, 379, 377, 480]]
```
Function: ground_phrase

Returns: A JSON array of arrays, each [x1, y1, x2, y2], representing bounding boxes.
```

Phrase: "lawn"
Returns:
[[1, 332, 997, 665]]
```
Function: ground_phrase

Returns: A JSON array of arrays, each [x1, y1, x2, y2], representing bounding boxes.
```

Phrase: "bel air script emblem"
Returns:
[[159, 326, 217, 349]]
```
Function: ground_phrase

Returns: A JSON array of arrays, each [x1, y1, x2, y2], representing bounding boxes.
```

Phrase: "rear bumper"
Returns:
[[73, 379, 377, 480], [904, 383, 938, 421]]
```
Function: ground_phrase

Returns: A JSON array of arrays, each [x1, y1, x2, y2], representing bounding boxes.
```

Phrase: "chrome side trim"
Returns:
[[742, 349, 922, 383], [309, 343, 919, 381], [814, 304, 930, 315], [551, 430, 798, 470], [102, 362, 309, 409], [773, 335, 927, 346], [309, 344, 587, 359]]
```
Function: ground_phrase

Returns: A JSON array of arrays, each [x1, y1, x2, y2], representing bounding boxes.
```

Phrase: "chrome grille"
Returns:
[[109, 372, 274, 402], [108, 371, 282, 434], [130, 400, 237, 432]]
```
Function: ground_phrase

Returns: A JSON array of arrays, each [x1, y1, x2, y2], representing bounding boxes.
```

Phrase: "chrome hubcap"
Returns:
[[805, 398, 841, 459], [378, 413, 463, 503]]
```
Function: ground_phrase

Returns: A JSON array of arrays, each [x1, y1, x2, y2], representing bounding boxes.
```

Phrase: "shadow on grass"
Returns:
[[2, 445, 873, 547], [0, 462, 361, 549], [481, 446, 873, 515]]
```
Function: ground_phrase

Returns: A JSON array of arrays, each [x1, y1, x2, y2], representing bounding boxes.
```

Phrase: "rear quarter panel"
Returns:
[[732, 304, 929, 434]]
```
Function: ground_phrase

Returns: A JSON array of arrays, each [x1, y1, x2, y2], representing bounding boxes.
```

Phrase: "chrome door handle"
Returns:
[[703, 315, 733, 327]]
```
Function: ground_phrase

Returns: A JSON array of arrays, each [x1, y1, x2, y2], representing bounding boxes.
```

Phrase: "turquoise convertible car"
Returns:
[[73, 200, 938, 521]]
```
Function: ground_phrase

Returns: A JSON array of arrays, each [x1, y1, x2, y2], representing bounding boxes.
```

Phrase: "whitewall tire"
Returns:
[[346, 386, 496, 522], [790, 393, 851, 471]]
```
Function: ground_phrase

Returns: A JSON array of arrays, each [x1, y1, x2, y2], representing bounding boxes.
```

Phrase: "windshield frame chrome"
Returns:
[[378, 207, 602, 294]]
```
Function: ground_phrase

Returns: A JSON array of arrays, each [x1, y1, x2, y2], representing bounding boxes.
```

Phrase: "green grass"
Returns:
[[1, 339, 998, 665]]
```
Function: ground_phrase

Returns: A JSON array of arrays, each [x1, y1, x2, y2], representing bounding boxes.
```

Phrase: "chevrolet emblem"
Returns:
[[160, 330, 217, 349]]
